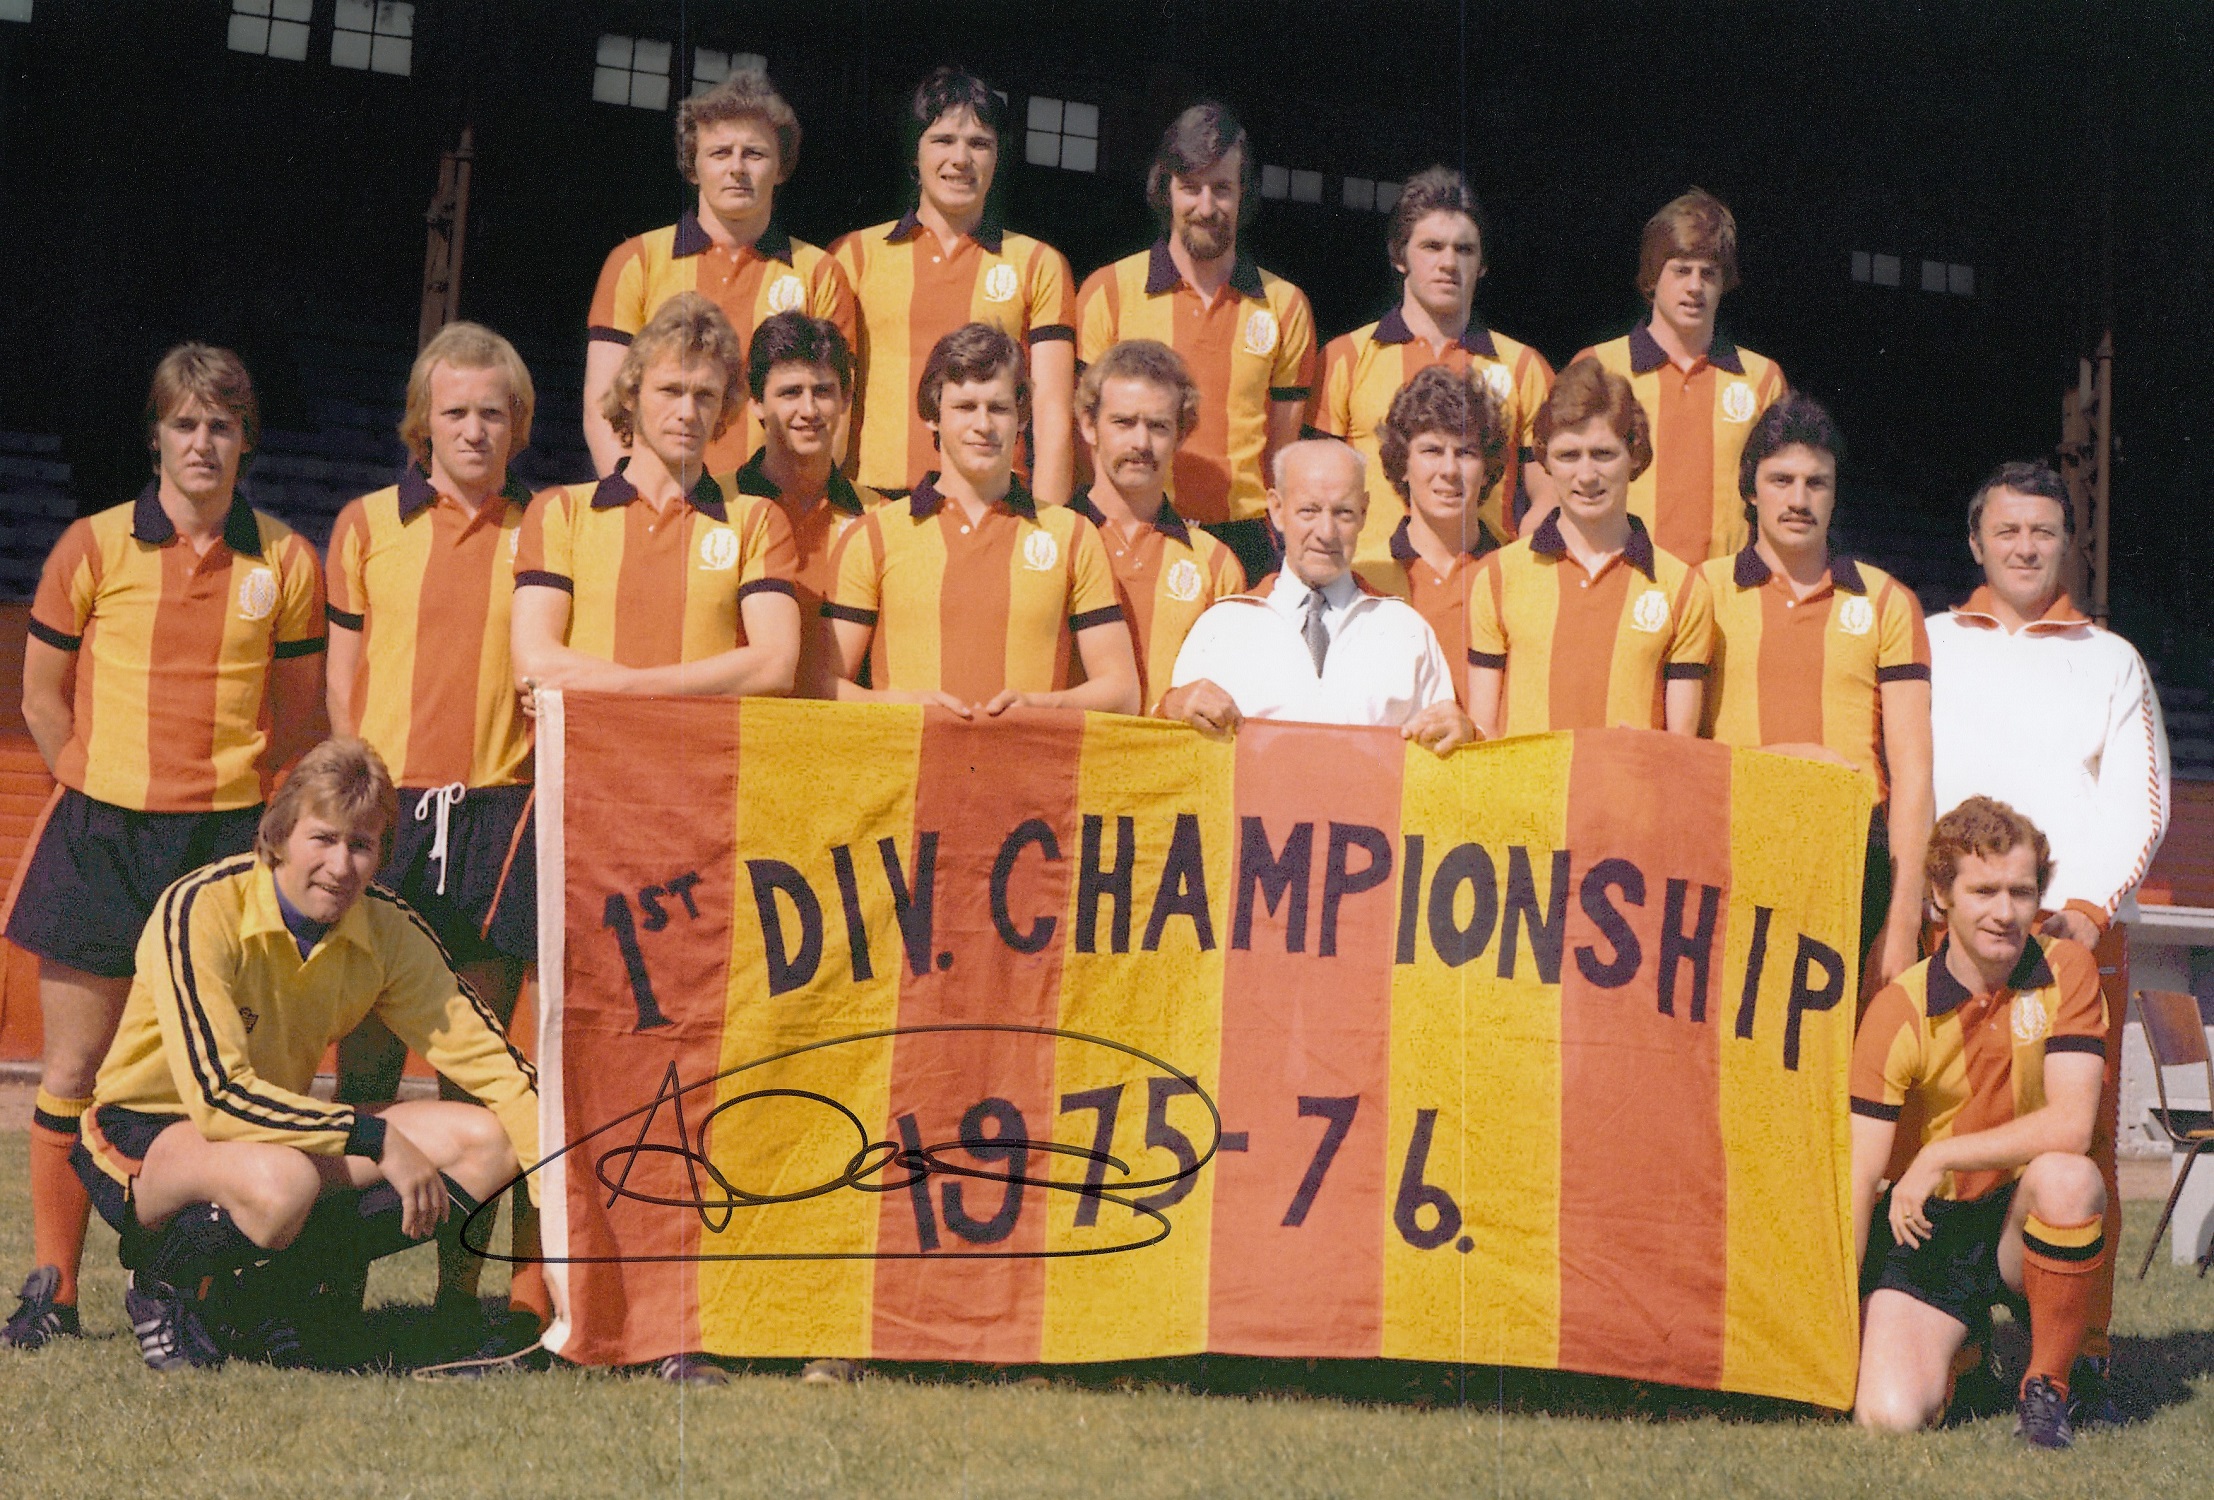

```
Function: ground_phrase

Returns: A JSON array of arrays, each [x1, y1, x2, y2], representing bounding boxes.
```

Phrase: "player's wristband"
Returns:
[[346, 1113, 389, 1162]]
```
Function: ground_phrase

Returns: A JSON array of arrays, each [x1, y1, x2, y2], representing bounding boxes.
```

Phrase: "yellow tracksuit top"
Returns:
[[92, 855, 538, 1183]]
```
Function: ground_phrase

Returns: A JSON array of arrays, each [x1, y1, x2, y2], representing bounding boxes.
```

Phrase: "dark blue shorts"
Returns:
[[380, 783, 536, 965]]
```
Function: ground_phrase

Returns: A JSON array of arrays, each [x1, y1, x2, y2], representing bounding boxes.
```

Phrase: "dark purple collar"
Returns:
[[1389, 513, 1496, 565], [1730, 544, 1867, 594], [1373, 304, 1498, 358], [1529, 509, 1656, 580], [672, 211, 794, 264], [590, 459, 728, 521], [908, 472, 1036, 521], [132, 482, 264, 557], [396, 464, 530, 522], [734, 446, 864, 516], [888, 207, 1004, 256], [1627, 321, 1746, 376], [1143, 238, 1266, 300], [1925, 935, 2055, 1017], [1067, 488, 1191, 545]]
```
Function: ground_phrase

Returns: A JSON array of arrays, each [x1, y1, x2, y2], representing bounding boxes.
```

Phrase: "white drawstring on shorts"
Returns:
[[414, 782, 467, 896]]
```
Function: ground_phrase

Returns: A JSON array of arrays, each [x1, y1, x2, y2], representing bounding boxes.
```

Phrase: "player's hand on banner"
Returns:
[[1159, 679, 1242, 736], [919, 690, 977, 719], [2038, 908, 2100, 950], [982, 689, 1044, 717], [1404, 702, 1479, 755], [382, 1126, 452, 1240]]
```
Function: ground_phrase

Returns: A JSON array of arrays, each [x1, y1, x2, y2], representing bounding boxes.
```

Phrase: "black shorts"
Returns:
[[1201, 518, 1282, 587], [379, 783, 536, 965], [1861, 805, 1893, 963], [70, 1104, 186, 1238], [4, 789, 262, 979], [1861, 1181, 2021, 1327]]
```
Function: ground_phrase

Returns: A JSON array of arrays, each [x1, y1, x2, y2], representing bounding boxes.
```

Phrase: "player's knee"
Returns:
[[1854, 1383, 1942, 1434], [2022, 1151, 2104, 1220], [230, 1151, 323, 1248], [449, 1107, 518, 1192]]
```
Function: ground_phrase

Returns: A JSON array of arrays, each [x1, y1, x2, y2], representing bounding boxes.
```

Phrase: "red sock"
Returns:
[[2021, 1213, 2106, 1396], [29, 1091, 93, 1306]]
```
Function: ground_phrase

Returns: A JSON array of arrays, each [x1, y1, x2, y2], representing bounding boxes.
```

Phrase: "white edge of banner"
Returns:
[[534, 687, 573, 1358]]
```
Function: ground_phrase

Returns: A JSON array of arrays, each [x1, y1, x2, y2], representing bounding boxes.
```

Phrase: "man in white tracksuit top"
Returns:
[[1928, 458, 2169, 1425]]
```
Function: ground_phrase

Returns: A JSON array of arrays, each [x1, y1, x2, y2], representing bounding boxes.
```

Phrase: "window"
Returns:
[[332, 1, 412, 76], [1342, 177, 1401, 213], [1260, 164, 1290, 200], [0, 1, 32, 23], [693, 47, 766, 95], [1263, 166, 1323, 204], [1024, 96, 1099, 173], [1919, 259, 1948, 294], [229, 0, 311, 61], [595, 34, 671, 110]]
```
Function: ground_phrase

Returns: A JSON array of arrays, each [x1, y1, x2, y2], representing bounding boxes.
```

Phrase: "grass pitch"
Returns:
[[1, 1132, 2210, 1499]]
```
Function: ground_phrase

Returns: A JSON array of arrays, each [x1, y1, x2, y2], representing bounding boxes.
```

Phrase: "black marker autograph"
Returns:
[[463, 1024, 1221, 1265]]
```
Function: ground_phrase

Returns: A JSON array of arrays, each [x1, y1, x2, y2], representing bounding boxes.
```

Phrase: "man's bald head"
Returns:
[[1266, 438, 1367, 588]]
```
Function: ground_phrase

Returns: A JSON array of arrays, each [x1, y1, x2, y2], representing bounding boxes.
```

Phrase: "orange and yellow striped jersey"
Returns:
[[730, 448, 888, 696], [1075, 243, 1318, 527], [1309, 309, 1553, 562], [514, 464, 797, 669], [1700, 546, 1930, 801], [1466, 512, 1713, 736], [326, 468, 532, 789], [1354, 516, 1500, 708], [831, 213, 1076, 493], [29, 488, 325, 813], [1066, 489, 1246, 713], [588, 214, 857, 474], [824, 475, 1122, 701], [1851, 935, 2106, 1203], [1575, 326, 1785, 565], [90, 854, 537, 1175]]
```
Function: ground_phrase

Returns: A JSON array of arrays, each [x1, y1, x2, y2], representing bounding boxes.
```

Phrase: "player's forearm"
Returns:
[[1037, 671, 1138, 716], [1918, 1101, 2095, 1177], [21, 686, 71, 773], [1030, 405, 1074, 507], [1849, 1115, 1895, 1266], [1883, 787, 1933, 932]]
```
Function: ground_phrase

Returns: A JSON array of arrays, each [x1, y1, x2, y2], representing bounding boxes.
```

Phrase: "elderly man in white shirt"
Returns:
[[1159, 439, 1475, 752], [1926, 458, 2170, 1426]]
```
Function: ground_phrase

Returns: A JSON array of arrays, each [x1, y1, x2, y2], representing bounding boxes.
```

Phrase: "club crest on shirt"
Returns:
[[982, 264, 1019, 304], [764, 273, 806, 314], [1022, 530, 1059, 571], [1165, 558, 1203, 602], [1242, 309, 1279, 357], [2011, 992, 2052, 1046], [1482, 362, 1515, 401], [1721, 380, 1758, 423], [237, 566, 279, 622], [1838, 595, 1875, 636], [1629, 588, 1671, 633], [698, 526, 741, 572]]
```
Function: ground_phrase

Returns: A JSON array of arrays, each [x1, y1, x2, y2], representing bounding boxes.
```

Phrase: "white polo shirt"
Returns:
[[1168, 569, 1455, 728], [1927, 587, 2170, 923]]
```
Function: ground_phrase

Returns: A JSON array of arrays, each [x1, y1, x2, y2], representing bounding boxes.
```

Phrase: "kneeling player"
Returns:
[[1850, 795, 2108, 1447], [72, 738, 540, 1370]]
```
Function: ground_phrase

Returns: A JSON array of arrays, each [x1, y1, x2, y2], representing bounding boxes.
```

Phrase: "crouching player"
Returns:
[[1851, 795, 2109, 1448], [72, 738, 540, 1371]]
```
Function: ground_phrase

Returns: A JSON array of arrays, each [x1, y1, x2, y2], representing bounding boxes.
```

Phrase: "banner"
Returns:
[[529, 691, 1870, 1409]]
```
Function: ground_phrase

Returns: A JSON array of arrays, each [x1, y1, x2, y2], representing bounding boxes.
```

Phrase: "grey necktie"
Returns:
[[1301, 590, 1330, 676]]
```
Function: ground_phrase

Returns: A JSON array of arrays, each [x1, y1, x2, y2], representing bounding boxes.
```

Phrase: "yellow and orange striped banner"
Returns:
[[530, 691, 1869, 1409]]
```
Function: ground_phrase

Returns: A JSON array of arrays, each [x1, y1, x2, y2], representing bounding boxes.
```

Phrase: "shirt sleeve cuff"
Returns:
[[346, 1112, 388, 1161]]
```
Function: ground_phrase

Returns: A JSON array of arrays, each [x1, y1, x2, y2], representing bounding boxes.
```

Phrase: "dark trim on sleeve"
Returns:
[[586, 326, 634, 346], [1027, 324, 1076, 345], [2046, 1035, 2106, 1058], [345, 1112, 388, 1161], [516, 570, 574, 594], [1468, 649, 1507, 670], [822, 602, 878, 626], [1299, 424, 1327, 441], [1663, 662, 1710, 680], [26, 617, 80, 652], [738, 577, 798, 601], [1070, 604, 1126, 633], [1850, 1097, 1903, 1122], [1876, 663, 1932, 683], [1269, 386, 1311, 403], [272, 636, 327, 659], [325, 604, 365, 631]]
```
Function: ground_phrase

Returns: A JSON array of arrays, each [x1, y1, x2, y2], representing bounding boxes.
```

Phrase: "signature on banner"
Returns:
[[469, 1024, 1224, 1264]]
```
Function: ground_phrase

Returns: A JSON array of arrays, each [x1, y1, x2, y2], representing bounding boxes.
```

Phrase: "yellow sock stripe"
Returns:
[[2023, 1213, 2105, 1263], [32, 1089, 92, 1120]]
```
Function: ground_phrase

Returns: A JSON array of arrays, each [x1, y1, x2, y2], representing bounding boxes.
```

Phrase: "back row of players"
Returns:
[[0, 65, 2169, 1431]]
